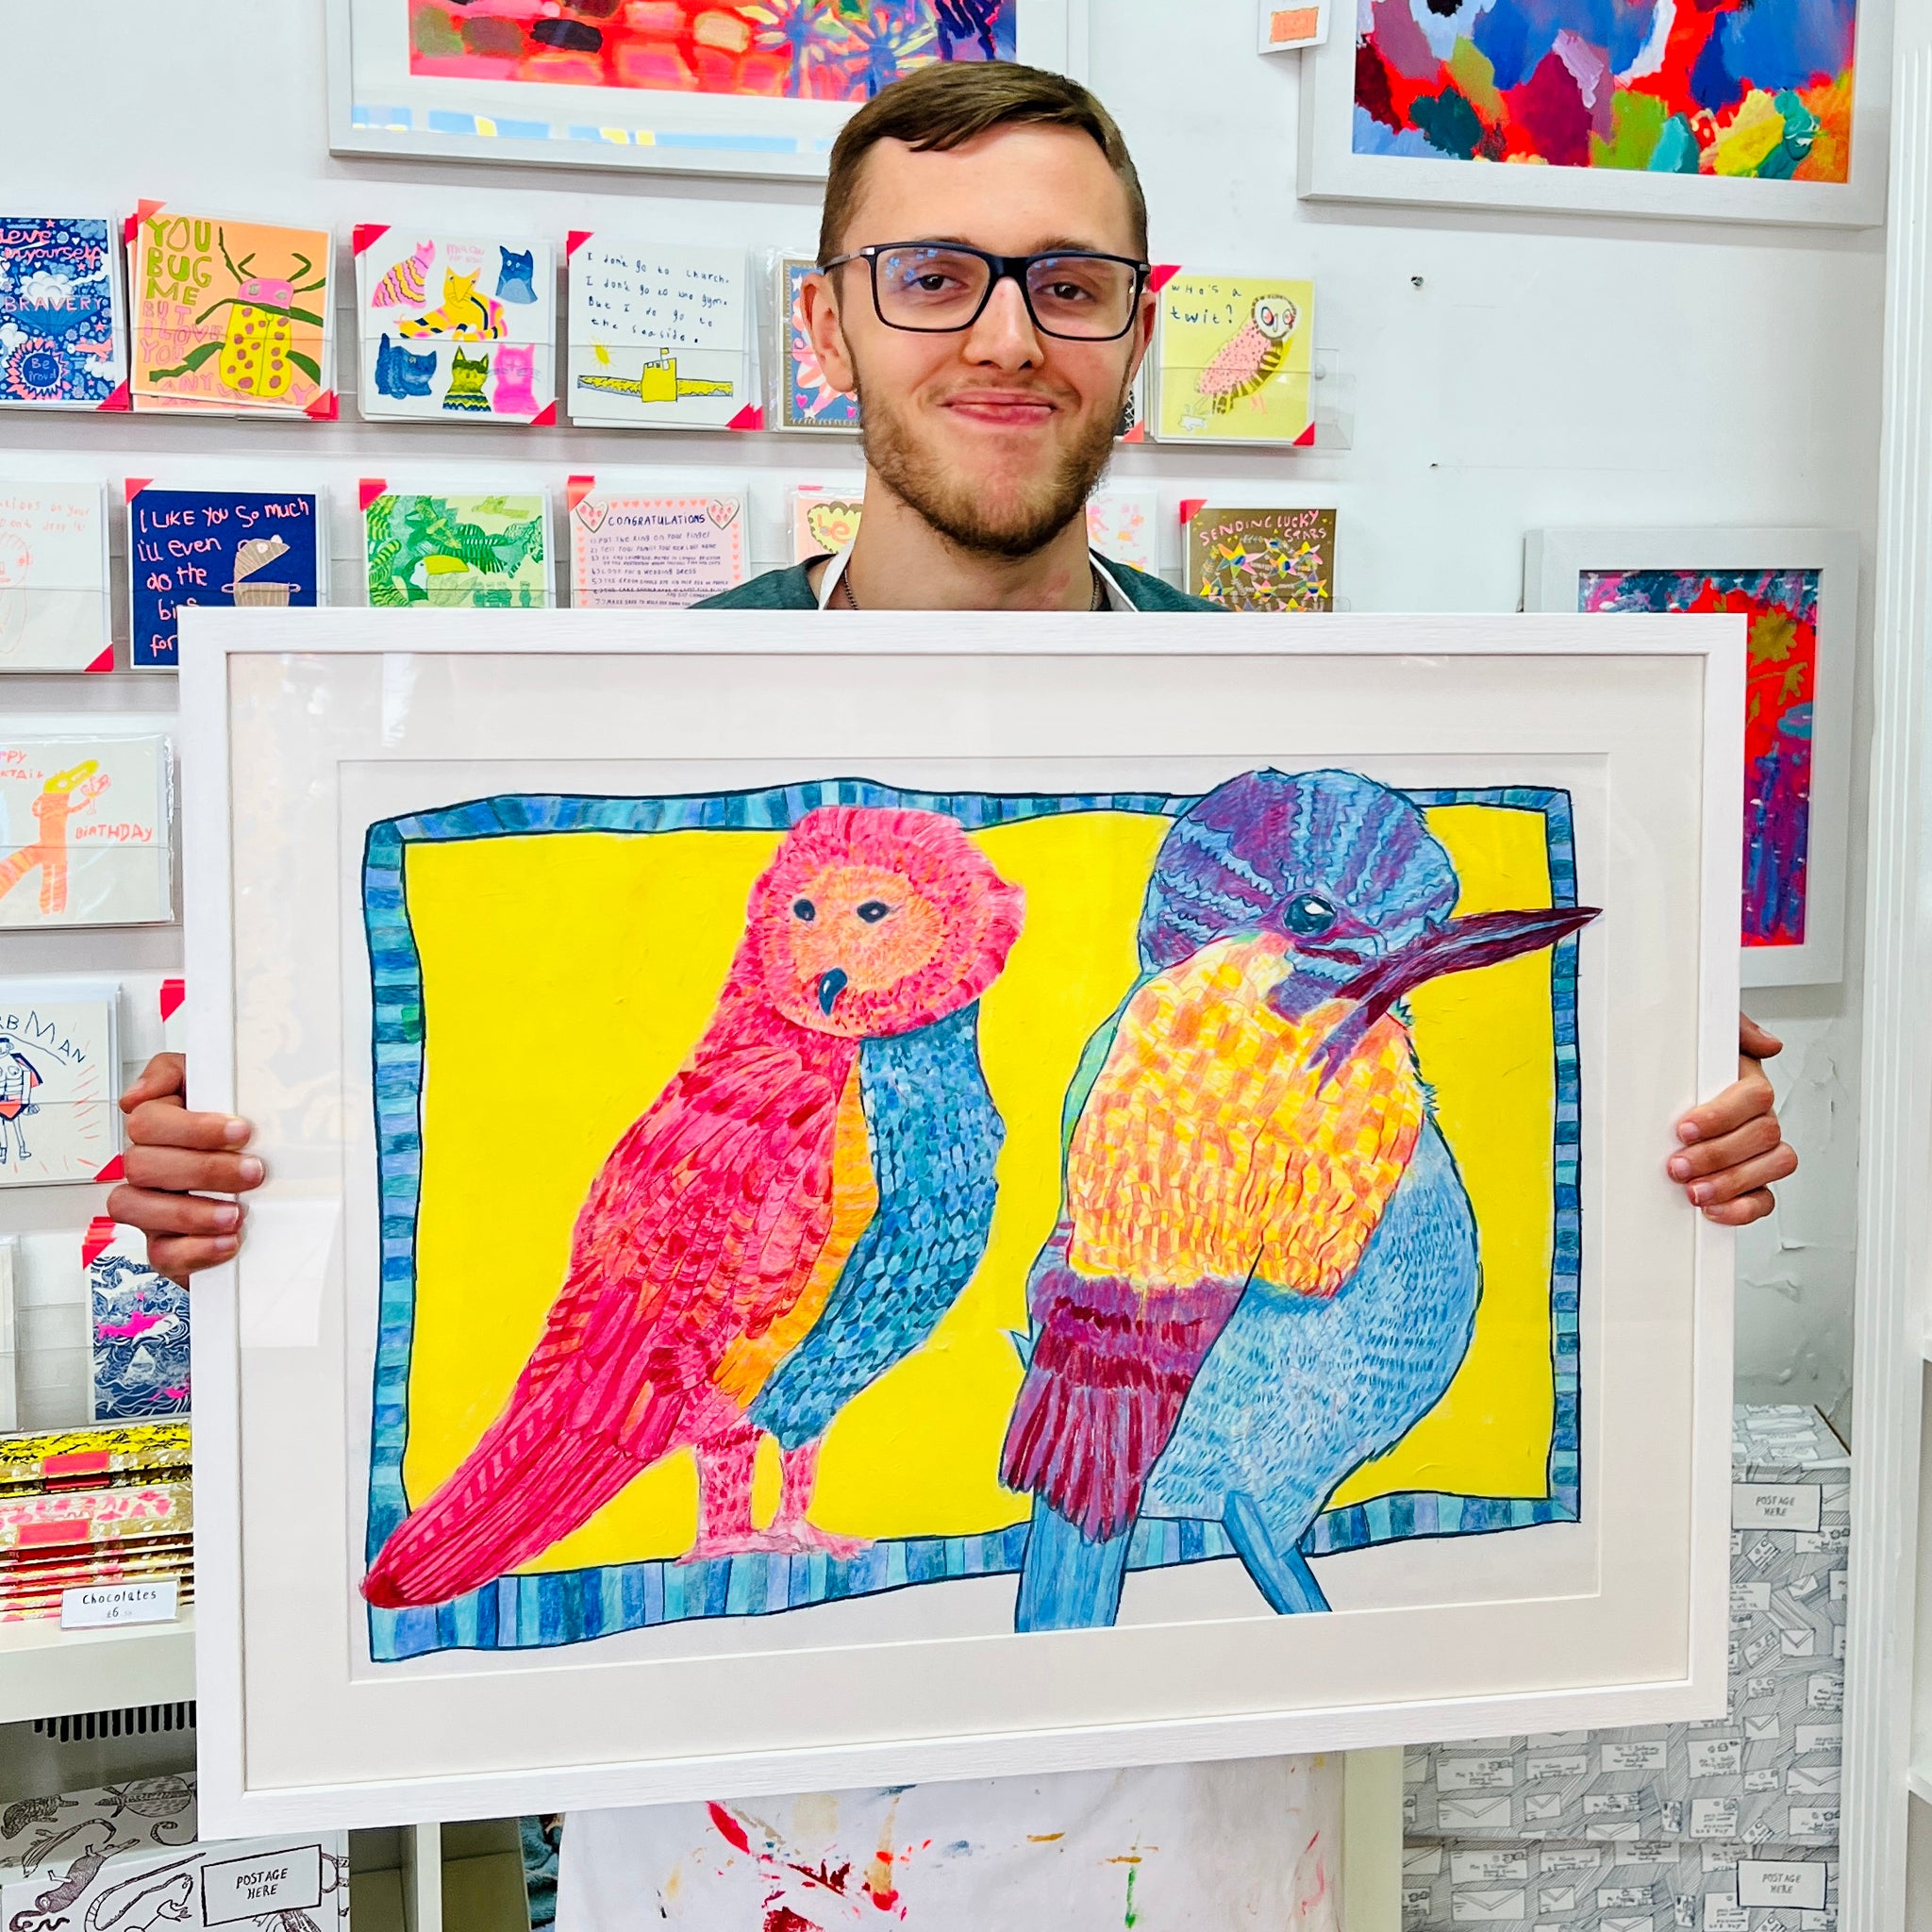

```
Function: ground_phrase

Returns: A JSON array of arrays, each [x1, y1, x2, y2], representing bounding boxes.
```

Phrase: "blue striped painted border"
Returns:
[[365, 779, 1583, 1659]]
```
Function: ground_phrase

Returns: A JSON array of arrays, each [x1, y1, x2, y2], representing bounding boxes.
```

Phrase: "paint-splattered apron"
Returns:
[[556, 1755, 1341, 1930]]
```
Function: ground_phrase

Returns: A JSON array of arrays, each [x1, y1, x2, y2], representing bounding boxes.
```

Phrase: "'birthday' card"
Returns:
[[364, 488, 551, 608], [0, 483, 111, 673], [126, 485, 325, 671], [570, 486, 747, 608], [568, 239, 754, 431], [0, 983, 119, 1188], [0, 217, 125, 410], [1155, 274, 1315, 447], [774, 253, 858, 434], [357, 228, 556, 426], [129, 208, 334, 417], [1185, 505, 1337, 611], [0, 728, 173, 928]]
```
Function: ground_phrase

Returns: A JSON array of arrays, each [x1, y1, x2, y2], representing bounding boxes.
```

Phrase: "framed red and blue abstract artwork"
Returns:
[[1526, 528, 1857, 986], [1300, 0, 1891, 226], [328, 0, 1083, 179]]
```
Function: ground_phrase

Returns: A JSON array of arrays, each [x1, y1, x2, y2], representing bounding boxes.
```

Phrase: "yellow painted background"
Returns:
[[399, 802, 1557, 1574]]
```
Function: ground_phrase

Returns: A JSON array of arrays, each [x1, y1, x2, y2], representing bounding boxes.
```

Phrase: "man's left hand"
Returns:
[[1668, 1014, 1797, 1226]]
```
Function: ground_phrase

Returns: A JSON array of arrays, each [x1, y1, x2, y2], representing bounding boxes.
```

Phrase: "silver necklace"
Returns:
[[835, 560, 1108, 611]]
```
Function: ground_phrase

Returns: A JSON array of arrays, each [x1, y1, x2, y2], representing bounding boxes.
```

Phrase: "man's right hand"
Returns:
[[108, 1054, 264, 1285]]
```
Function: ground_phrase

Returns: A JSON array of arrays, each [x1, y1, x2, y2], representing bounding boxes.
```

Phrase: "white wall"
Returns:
[[0, 0, 1880, 1414]]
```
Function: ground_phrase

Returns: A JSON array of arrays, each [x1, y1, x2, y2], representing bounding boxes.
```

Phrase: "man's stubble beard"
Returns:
[[854, 363, 1131, 563]]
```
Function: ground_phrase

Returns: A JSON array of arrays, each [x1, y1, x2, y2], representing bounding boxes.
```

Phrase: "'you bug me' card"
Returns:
[[127, 485, 325, 671], [0, 217, 125, 410], [356, 229, 556, 427], [129, 207, 335, 418]]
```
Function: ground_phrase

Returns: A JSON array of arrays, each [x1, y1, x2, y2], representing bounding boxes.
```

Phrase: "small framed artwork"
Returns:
[[1300, 0, 1891, 228], [1259, 3, 1328, 54], [1525, 528, 1857, 987], [183, 606, 1737, 1831], [327, 0, 1083, 180]]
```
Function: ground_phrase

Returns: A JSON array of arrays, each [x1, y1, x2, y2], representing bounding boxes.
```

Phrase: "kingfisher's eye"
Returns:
[[856, 900, 891, 924], [1285, 894, 1337, 937], [792, 898, 816, 921]]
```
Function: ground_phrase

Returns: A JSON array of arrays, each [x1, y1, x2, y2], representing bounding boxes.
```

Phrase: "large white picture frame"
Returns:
[[1525, 526, 1857, 988], [182, 608, 1739, 1833], [327, 0, 1084, 180], [1297, 1, 1892, 229]]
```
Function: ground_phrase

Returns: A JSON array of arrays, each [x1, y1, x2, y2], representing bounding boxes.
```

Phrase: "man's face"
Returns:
[[803, 124, 1154, 561]]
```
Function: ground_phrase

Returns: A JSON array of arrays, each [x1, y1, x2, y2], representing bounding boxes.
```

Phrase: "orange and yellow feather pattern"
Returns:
[[712, 1060, 878, 1406], [1065, 934, 1423, 1296]]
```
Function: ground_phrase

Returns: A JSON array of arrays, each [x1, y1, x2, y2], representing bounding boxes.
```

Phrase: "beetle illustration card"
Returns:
[[357, 229, 556, 426], [0, 983, 118, 1187], [128, 208, 334, 417], [1155, 274, 1316, 447]]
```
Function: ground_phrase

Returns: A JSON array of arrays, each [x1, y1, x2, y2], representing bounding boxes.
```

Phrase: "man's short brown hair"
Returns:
[[818, 60, 1149, 265]]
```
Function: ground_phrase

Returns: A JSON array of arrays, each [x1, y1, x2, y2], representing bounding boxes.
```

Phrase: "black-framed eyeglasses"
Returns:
[[818, 242, 1150, 341]]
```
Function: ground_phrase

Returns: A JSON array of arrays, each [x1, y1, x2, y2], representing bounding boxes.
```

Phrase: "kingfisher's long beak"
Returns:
[[1339, 905, 1600, 1026], [816, 967, 849, 1016]]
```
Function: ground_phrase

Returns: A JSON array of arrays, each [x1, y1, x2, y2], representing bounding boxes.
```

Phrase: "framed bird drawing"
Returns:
[[182, 607, 1741, 1833]]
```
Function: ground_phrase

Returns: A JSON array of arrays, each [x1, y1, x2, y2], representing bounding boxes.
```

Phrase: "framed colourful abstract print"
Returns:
[[183, 608, 1739, 1832], [327, 0, 1082, 179], [1526, 528, 1856, 986], [1300, 0, 1890, 226]]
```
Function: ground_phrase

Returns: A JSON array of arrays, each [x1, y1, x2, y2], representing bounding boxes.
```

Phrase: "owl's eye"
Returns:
[[1284, 895, 1337, 937], [856, 900, 891, 924], [792, 899, 816, 922]]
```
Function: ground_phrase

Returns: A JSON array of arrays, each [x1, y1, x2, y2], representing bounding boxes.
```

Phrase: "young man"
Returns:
[[109, 60, 1793, 1930], [111, 61, 1792, 1274]]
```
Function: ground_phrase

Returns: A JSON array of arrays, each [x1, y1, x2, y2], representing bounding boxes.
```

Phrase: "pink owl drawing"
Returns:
[[1196, 293, 1299, 413], [370, 241, 435, 309]]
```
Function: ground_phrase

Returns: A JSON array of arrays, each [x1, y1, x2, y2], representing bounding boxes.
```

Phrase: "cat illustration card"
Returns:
[[356, 229, 556, 427], [567, 239, 753, 431]]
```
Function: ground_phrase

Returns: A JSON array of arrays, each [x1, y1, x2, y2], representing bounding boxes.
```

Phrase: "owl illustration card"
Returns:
[[0, 982, 119, 1187], [774, 253, 859, 434], [1155, 274, 1315, 447], [0, 728, 174, 928], [568, 239, 754, 431], [791, 484, 863, 563], [127, 485, 325, 671], [364, 488, 552, 608], [0, 482, 112, 673], [0, 216, 126, 411], [1186, 506, 1338, 611], [570, 486, 747, 609], [356, 229, 557, 426], [1087, 489, 1160, 576], [128, 208, 334, 418]]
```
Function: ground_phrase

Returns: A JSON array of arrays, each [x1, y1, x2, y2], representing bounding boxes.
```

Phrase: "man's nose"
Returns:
[[959, 273, 1043, 369]]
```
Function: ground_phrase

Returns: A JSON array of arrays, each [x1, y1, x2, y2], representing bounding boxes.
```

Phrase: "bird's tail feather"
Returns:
[[1000, 1263, 1244, 1542], [1015, 1496, 1131, 1632], [362, 1388, 675, 1610]]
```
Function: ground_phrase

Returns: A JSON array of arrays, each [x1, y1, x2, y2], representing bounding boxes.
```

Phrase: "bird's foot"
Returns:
[[676, 1523, 871, 1564]]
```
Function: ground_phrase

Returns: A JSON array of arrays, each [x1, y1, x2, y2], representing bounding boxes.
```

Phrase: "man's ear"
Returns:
[[801, 271, 858, 398], [1127, 286, 1158, 379]]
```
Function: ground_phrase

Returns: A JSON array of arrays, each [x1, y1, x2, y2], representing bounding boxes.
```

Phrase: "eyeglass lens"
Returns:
[[873, 246, 1138, 339]]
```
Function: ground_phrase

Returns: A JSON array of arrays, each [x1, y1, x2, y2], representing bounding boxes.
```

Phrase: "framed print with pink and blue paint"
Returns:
[[1300, 0, 1890, 227], [184, 608, 1737, 1834], [1526, 527, 1857, 987], [327, 0, 1082, 180]]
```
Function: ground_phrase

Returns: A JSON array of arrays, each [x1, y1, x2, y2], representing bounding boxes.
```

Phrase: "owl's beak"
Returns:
[[816, 967, 849, 1016]]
